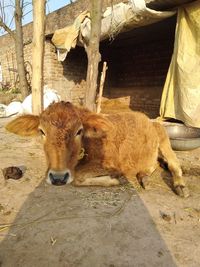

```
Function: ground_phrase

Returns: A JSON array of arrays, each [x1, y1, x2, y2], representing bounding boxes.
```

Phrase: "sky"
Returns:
[[0, 0, 72, 35], [24, 0, 71, 25], [47, 0, 71, 14]]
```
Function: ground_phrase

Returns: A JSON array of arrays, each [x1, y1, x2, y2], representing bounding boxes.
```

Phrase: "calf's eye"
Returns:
[[76, 128, 83, 136], [39, 129, 46, 136]]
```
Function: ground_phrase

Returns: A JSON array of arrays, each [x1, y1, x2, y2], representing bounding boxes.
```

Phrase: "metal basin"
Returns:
[[164, 123, 200, 151]]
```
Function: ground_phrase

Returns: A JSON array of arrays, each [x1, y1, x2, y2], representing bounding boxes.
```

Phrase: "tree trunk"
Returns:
[[85, 0, 102, 111], [15, 0, 29, 99], [31, 0, 46, 115]]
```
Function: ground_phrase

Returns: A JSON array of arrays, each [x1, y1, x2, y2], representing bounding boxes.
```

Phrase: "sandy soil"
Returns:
[[0, 117, 200, 267]]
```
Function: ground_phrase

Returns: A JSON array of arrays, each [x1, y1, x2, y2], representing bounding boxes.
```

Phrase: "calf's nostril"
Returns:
[[49, 172, 54, 182], [63, 172, 69, 182], [48, 171, 70, 185]]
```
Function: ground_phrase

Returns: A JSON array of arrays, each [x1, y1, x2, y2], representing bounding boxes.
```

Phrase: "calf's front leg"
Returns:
[[73, 163, 120, 187], [73, 176, 120, 186]]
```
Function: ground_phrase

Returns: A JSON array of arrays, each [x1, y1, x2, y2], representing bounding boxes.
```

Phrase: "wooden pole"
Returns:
[[31, 0, 46, 115], [96, 61, 107, 114], [85, 0, 102, 112]]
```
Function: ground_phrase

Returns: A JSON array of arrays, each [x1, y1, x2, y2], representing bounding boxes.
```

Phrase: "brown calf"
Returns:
[[6, 101, 189, 197]]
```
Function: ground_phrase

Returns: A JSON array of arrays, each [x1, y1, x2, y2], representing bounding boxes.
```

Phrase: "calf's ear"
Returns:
[[84, 125, 107, 138], [5, 115, 40, 136], [83, 115, 111, 138]]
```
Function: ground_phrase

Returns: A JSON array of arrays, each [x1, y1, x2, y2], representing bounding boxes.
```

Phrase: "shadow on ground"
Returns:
[[0, 180, 177, 267]]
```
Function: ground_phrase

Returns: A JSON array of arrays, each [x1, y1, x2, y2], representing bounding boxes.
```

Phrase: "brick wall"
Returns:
[[0, 36, 87, 103], [0, 44, 16, 86], [100, 39, 174, 118], [44, 40, 87, 103], [0, 30, 174, 117], [0, 0, 122, 98], [0, 41, 32, 88], [99, 18, 175, 118], [0, 0, 176, 117]]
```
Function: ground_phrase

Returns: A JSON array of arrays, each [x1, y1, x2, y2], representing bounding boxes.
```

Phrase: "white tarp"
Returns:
[[81, 0, 175, 43], [52, 0, 175, 61], [160, 1, 200, 128]]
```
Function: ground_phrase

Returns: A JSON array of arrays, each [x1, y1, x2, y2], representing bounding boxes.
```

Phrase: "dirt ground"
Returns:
[[0, 116, 200, 267]]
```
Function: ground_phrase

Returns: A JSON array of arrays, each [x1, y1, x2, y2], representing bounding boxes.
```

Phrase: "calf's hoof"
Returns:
[[139, 175, 150, 189], [136, 173, 150, 189], [174, 185, 190, 198], [118, 175, 129, 185], [110, 172, 128, 185]]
